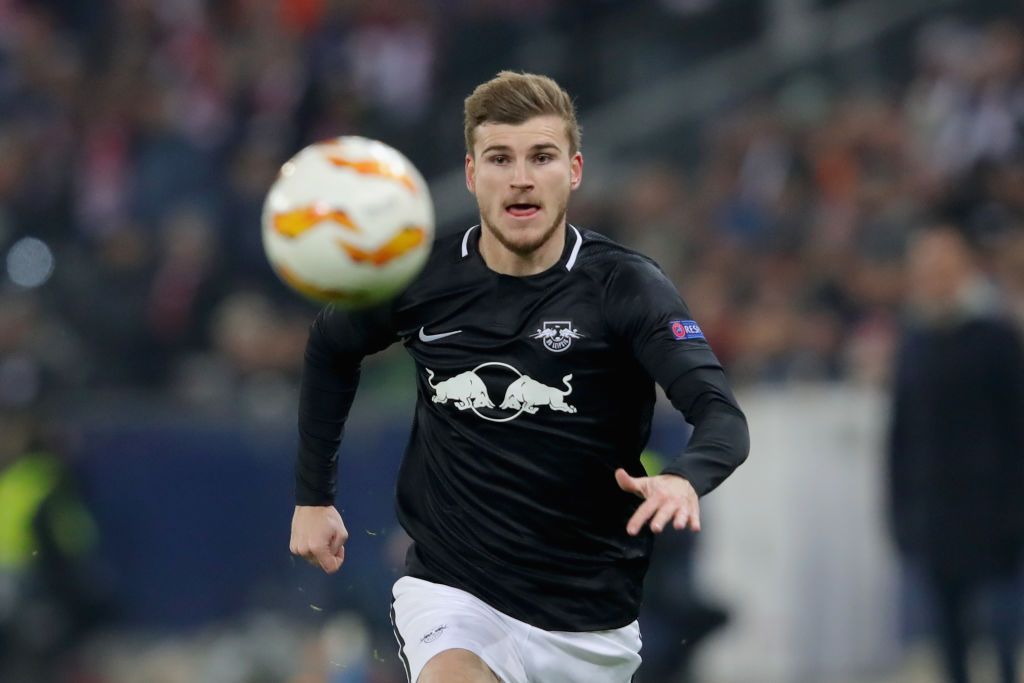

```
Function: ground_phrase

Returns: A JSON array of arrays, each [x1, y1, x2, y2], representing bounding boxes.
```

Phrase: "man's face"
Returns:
[[908, 230, 972, 314], [465, 114, 583, 256]]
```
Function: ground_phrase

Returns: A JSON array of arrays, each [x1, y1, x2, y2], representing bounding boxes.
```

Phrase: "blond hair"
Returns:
[[464, 71, 581, 156]]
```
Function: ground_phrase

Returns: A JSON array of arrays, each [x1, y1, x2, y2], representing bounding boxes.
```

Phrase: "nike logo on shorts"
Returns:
[[419, 327, 462, 342]]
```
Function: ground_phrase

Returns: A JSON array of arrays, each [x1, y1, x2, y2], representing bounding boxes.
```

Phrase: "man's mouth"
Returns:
[[506, 203, 541, 218]]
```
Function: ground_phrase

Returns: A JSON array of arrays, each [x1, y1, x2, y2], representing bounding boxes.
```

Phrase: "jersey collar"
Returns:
[[460, 224, 583, 272]]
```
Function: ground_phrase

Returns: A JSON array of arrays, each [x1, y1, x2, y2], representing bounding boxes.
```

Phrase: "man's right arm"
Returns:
[[291, 303, 397, 573]]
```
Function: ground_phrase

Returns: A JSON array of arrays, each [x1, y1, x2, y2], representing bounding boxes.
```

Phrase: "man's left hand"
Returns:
[[614, 468, 700, 536]]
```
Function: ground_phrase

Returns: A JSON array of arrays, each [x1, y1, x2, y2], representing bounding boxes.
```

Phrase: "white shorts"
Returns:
[[390, 576, 641, 683]]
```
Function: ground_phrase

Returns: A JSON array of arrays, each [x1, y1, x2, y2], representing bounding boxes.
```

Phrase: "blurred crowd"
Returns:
[[594, 14, 1024, 386], [0, 0, 1022, 425], [0, 0, 765, 423]]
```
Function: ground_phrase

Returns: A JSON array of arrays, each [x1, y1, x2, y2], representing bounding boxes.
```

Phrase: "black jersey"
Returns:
[[297, 225, 748, 631]]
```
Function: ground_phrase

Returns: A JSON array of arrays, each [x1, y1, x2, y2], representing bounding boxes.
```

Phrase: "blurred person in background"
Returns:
[[888, 226, 1024, 683], [0, 415, 111, 683], [993, 229, 1024, 332], [289, 71, 749, 683]]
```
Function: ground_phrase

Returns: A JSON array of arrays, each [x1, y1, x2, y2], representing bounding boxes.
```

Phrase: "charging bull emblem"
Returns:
[[425, 363, 577, 422], [500, 374, 576, 414], [425, 369, 494, 410]]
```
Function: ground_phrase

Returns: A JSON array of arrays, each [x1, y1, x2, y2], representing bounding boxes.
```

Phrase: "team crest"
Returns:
[[530, 320, 583, 352]]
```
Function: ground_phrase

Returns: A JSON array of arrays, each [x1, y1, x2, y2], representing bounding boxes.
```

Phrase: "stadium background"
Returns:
[[1, 0, 1023, 681]]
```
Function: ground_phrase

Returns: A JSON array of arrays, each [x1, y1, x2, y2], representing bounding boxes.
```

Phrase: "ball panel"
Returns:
[[336, 225, 427, 266]]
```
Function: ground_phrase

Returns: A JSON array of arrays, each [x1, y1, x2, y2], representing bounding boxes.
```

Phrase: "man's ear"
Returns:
[[465, 154, 476, 194], [570, 152, 583, 190]]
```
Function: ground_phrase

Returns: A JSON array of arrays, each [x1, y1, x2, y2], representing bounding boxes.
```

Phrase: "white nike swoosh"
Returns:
[[419, 327, 463, 342]]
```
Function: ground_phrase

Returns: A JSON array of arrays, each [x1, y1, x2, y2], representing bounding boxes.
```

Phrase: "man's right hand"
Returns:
[[289, 505, 348, 574]]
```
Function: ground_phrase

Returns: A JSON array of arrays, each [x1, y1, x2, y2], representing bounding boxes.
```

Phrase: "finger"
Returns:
[[627, 498, 659, 536], [672, 508, 691, 530], [323, 546, 345, 573], [671, 507, 696, 532], [649, 502, 679, 534], [615, 468, 644, 498], [294, 540, 316, 561], [328, 528, 345, 556], [313, 545, 339, 574], [673, 505, 701, 532]]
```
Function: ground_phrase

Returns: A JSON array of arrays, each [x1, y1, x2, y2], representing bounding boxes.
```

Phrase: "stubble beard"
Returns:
[[480, 197, 568, 257]]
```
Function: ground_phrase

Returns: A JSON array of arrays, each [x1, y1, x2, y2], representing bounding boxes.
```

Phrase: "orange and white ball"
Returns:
[[262, 136, 435, 306]]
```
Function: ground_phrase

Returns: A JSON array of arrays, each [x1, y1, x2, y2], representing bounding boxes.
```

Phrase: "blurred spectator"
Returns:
[[0, 416, 111, 683], [145, 204, 224, 364], [171, 290, 305, 418], [888, 227, 1024, 683], [61, 226, 160, 388], [994, 228, 1024, 331], [612, 162, 696, 284]]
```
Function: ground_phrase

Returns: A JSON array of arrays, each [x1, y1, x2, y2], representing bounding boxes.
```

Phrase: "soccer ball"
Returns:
[[262, 136, 435, 306]]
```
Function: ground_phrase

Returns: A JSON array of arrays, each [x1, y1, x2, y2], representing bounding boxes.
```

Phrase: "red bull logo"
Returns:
[[425, 363, 576, 422]]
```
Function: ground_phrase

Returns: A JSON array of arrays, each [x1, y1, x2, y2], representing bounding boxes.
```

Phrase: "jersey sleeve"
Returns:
[[296, 302, 398, 505], [603, 256, 722, 388], [661, 368, 749, 496], [604, 256, 748, 496]]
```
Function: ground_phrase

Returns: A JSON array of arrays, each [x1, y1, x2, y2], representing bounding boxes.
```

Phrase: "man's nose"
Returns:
[[510, 161, 533, 189]]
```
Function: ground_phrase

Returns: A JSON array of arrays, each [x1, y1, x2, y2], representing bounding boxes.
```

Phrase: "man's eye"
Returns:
[[491, 155, 509, 164], [535, 154, 552, 163]]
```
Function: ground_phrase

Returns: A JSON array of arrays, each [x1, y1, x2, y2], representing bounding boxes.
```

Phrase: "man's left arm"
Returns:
[[616, 367, 748, 535], [604, 257, 749, 534]]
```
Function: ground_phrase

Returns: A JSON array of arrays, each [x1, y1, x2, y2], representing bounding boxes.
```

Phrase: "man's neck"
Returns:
[[478, 224, 566, 276]]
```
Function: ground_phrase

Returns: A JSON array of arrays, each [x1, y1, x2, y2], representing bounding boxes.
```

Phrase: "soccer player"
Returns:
[[289, 71, 750, 683]]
